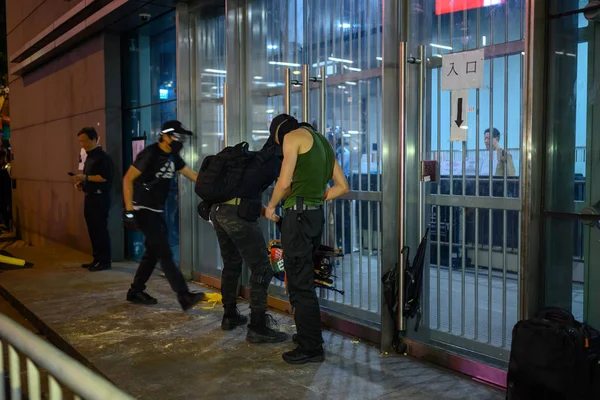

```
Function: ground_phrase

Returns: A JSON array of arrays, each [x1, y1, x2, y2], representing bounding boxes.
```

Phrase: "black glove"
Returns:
[[197, 201, 213, 221], [124, 210, 138, 230]]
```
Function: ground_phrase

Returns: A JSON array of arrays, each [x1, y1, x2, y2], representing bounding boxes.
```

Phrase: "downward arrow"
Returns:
[[455, 97, 463, 128]]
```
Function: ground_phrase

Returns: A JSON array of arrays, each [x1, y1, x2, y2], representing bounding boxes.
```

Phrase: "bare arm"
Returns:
[[123, 166, 142, 211], [268, 135, 299, 209], [323, 161, 349, 201], [73, 174, 106, 183], [179, 166, 198, 182]]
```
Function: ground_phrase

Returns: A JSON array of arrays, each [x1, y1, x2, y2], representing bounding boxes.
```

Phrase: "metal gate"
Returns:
[[246, 0, 384, 325], [400, 0, 526, 363], [182, 0, 385, 328]]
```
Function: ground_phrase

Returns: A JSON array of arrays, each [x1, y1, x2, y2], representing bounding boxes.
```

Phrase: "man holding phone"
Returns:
[[73, 127, 114, 271]]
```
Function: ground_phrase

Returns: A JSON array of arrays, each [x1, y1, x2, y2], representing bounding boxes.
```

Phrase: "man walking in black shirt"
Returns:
[[123, 120, 205, 311], [74, 127, 113, 272]]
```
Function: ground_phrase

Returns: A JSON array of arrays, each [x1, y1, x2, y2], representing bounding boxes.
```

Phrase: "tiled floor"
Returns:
[[0, 244, 505, 400]]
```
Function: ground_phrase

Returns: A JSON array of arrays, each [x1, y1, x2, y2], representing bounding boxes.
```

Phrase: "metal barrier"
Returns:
[[0, 313, 134, 400]]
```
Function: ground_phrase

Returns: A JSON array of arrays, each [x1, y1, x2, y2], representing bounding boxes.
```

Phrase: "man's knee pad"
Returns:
[[250, 265, 274, 289]]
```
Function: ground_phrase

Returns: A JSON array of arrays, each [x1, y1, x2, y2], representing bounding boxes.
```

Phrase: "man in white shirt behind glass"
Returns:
[[479, 127, 516, 177]]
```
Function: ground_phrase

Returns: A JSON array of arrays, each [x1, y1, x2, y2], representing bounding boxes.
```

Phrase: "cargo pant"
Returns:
[[281, 208, 325, 352], [210, 204, 273, 313]]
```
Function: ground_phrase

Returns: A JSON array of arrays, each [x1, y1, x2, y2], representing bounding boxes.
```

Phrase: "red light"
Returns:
[[436, 0, 505, 15]]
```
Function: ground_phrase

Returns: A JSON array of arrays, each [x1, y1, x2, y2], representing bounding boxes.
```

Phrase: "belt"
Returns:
[[288, 204, 322, 211], [220, 198, 242, 206]]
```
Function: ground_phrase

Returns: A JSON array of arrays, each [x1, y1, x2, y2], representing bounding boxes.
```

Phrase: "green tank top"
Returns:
[[283, 127, 335, 209]]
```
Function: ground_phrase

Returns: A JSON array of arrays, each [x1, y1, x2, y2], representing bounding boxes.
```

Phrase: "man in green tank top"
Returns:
[[265, 114, 349, 364]]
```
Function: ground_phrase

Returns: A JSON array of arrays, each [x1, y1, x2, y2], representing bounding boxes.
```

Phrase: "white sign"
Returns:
[[442, 49, 484, 91], [451, 90, 469, 142]]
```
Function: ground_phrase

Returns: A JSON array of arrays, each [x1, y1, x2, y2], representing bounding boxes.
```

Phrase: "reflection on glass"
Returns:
[[122, 12, 177, 110], [189, 6, 227, 278], [427, 205, 518, 348], [245, 0, 384, 320], [425, 2, 524, 350], [544, 11, 591, 323], [121, 12, 179, 263]]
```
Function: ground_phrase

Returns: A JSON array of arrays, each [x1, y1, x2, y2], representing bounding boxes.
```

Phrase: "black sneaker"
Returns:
[[292, 334, 298, 344], [246, 314, 288, 344], [88, 263, 111, 272], [126, 289, 158, 305], [282, 347, 325, 365], [81, 260, 98, 269], [221, 307, 248, 330], [177, 291, 206, 311]]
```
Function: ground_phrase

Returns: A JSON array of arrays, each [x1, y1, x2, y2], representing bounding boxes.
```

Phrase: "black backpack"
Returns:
[[195, 141, 257, 204], [506, 307, 600, 399]]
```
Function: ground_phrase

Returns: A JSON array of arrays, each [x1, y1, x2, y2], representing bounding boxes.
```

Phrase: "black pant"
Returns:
[[131, 209, 189, 295], [211, 204, 273, 314], [281, 208, 325, 352], [84, 193, 111, 264]]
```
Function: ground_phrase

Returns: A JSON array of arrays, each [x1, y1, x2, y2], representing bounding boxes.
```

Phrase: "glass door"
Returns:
[[402, 0, 525, 364], [189, 3, 227, 279], [544, 3, 600, 329], [244, 0, 384, 326]]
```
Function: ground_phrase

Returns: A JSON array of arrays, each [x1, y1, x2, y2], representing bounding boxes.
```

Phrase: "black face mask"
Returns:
[[170, 140, 183, 154]]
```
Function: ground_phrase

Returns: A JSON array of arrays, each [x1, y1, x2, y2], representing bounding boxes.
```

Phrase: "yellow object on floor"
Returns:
[[0, 253, 32, 267], [199, 292, 223, 309]]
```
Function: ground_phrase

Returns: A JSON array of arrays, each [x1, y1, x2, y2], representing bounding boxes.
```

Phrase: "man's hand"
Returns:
[[74, 181, 83, 192], [265, 205, 278, 222], [73, 174, 86, 182], [124, 210, 138, 230]]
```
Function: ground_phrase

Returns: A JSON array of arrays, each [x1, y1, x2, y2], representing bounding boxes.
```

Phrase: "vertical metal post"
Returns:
[[27, 359, 41, 400], [49, 376, 62, 400], [223, 82, 228, 148], [9, 344, 21, 399], [302, 64, 310, 121], [398, 41, 407, 331], [418, 44, 425, 238], [320, 66, 326, 133], [284, 68, 291, 114]]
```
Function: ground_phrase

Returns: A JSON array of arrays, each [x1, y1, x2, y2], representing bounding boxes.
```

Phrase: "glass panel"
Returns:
[[121, 12, 178, 262], [303, 0, 383, 322], [246, 0, 304, 150], [190, 6, 227, 278], [544, 11, 599, 327], [245, 0, 383, 323], [427, 205, 518, 348], [423, 0, 524, 356], [430, 16, 523, 200], [122, 12, 177, 110]]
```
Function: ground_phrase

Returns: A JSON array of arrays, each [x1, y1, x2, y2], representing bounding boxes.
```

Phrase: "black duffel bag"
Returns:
[[506, 307, 600, 400]]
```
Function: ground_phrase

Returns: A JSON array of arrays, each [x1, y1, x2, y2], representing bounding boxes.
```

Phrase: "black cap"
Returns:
[[161, 120, 193, 136]]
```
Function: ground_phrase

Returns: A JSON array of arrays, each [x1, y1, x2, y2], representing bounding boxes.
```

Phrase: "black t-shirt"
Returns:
[[83, 147, 113, 194], [236, 150, 281, 200], [133, 143, 186, 212]]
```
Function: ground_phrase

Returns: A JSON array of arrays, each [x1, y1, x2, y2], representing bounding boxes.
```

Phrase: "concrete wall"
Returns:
[[7, 2, 124, 259]]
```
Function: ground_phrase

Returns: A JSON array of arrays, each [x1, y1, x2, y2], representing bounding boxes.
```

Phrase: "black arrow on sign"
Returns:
[[455, 97, 463, 128]]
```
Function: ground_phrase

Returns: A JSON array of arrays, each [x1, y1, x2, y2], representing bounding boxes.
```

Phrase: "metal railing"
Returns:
[[0, 313, 134, 400]]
